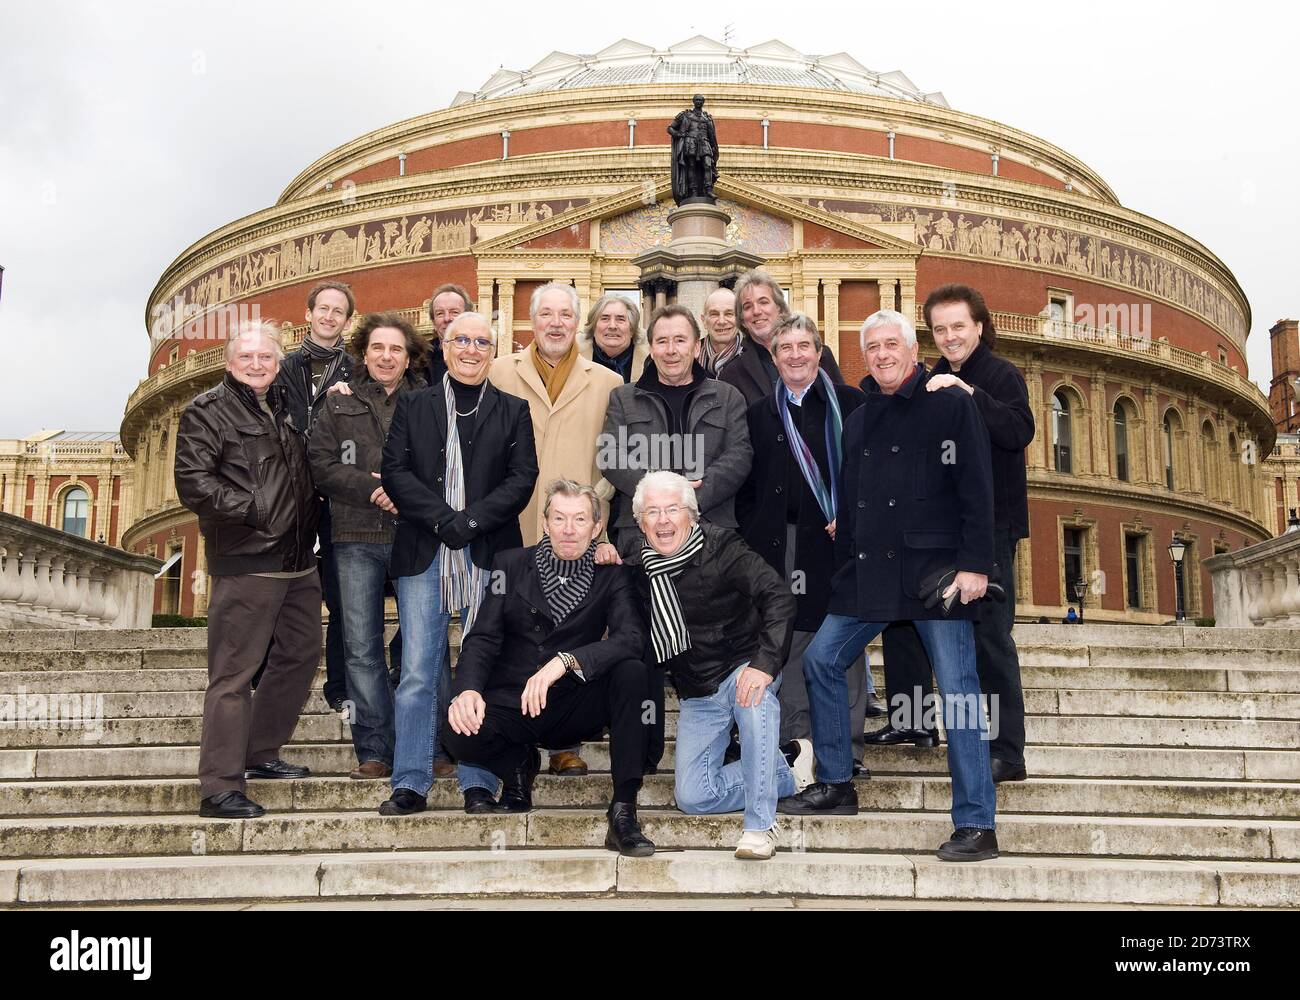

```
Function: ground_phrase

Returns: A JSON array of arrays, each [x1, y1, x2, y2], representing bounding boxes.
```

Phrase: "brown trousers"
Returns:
[[199, 572, 322, 798]]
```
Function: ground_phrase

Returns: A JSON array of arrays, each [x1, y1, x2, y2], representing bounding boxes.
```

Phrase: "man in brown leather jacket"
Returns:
[[174, 321, 321, 819]]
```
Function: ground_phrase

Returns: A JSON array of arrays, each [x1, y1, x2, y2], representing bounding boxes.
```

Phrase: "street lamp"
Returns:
[[1074, 576, 1089, 624], [1168, 534, 1187, 623]]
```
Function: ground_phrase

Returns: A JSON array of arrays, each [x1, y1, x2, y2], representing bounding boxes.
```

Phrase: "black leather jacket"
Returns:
[[174, 373, 319, 576], [621, 523, 794, 699]]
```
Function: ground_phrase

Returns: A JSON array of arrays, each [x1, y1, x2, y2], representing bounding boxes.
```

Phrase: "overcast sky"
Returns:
[[1, 0, 1296, 437]]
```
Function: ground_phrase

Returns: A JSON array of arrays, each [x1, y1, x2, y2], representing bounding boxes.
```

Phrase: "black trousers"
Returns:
[[881, 530, 1026, 765], [443, 658, 650, 802]]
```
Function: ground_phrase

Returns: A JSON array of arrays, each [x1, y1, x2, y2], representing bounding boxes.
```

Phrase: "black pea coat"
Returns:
[[453, 547, 645, 709], [828, 363, 995, 623], [736, 377, 866, 632], [931, 340, 1034, 540], [380, 381, 538, 578]]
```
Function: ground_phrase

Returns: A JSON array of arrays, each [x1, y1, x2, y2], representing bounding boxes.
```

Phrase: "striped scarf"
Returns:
[[641, 523, 705, 663], [700, 334, 743, 377], [776, 370, 843, 524], [533, 534, 596, 625], [438, 374, 488, 629]]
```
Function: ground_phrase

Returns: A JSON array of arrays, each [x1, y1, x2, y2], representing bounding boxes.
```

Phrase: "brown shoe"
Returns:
[[350, 760, 392, 780], [547, 750, 588, 776], [433, 759, 458, 779]]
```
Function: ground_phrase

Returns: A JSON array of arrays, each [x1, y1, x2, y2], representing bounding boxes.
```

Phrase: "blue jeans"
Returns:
[[335, 542, 396, 766], [674, 664, 796, 832], [803, 615, 995, 830]]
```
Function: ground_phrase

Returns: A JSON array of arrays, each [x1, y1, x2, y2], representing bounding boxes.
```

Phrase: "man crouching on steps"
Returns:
[[442, 479, 655, 856], [603, 470, 814, 860]]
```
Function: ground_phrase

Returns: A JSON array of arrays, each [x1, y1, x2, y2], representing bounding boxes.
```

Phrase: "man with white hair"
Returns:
[[175, 321, 321, 818], [490, 281, 623, 778], [616, 470, 813, 860], [776, 309, 1000, 863]]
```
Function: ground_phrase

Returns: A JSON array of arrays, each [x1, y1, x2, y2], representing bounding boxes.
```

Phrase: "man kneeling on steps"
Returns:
[[441, 479, 655, 856]]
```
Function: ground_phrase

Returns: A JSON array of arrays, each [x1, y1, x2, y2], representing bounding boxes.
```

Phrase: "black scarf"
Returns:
[[298, 336, 345, 410], [534, 535, 596, 625]]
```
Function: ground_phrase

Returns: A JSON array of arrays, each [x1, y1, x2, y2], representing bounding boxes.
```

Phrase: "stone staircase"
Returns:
[[1, 625, 1298, 908]]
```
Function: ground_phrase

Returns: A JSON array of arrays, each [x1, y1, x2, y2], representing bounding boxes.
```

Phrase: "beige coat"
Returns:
[[578, 337, 650, 385], [489, 349, 623, 545]]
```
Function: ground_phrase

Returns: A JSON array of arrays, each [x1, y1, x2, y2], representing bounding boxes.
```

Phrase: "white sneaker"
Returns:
[[784, 738, 815, 792], [735, 824, 780, 860]]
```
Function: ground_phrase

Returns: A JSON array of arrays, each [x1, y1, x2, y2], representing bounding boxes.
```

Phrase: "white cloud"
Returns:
[[0, 0, 1295, 435]]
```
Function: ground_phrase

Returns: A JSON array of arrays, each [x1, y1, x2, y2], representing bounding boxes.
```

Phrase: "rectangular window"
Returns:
[[1063, 527, 1084, 605], [168, 345, 179, 364], [1125, 534, 1142, 609], [1217, 345, 1228, 365]]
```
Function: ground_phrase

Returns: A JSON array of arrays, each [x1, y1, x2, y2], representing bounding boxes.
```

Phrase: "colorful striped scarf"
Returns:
[[775, 370, 842, 524]]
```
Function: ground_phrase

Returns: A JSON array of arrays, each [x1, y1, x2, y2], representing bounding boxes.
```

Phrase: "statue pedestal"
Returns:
[[634, 202, 763, 319]]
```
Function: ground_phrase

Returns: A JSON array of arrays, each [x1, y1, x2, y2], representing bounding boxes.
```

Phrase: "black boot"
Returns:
[[494, 747, 541, 813], [863, 724, 940, 748], [378, 788, 427, 816], [937, 827, 999, 861], [605, 802, 655, 857]]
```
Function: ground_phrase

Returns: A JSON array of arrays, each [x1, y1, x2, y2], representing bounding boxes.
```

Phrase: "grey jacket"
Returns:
[[598, 361, 753, 532]]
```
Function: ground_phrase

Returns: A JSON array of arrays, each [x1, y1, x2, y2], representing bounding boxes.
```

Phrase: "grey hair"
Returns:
[[771, 312, 823, 352], [860, 308, 917, 356], [733, 269, 790, 336], [580, 293, 646, 347], [225, 320, 285, 363], [529, 282, 580, 321], [445, 311, 496, 344], [542, 478, 601, 523], [632, 471, 700, 522]]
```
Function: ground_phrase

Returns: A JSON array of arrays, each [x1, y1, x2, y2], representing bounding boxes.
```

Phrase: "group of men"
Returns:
[[175, 266, 1032, 863]]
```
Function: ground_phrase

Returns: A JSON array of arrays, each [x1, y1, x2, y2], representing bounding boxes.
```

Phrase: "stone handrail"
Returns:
[[0, 512, 161, 630], [916, 307, 1270, 411], [1203, 530, 1300, 627]]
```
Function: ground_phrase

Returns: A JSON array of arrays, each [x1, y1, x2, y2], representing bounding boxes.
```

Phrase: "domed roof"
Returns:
[[450, 36, 949, 108]]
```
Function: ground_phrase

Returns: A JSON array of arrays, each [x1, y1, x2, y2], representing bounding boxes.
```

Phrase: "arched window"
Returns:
[[1052, 391, 1072, 473], [1228, 433, 1241, 507], [1162, 413, 1177, 490], [1201, 421, 1218, 499], [1113, 401, 1129, 482], [62, 486, 90, 537]]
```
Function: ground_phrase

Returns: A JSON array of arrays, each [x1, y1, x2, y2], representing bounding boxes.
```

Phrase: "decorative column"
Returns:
[[1089, 372, 1107, 479], [1143, 384, 1161, 487], [496, 279, 516, 356], [821, 279, 841, 360], [898, 277, 917, 326], [1024, 357, 1045, 471], [878, 277, 898, 313]]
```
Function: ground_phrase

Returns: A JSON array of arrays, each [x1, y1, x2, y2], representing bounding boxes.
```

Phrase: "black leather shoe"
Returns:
[[777, 780, 859, 815], [605, 802, 655, 857], [865, 694, 888, 717], [991, 758, 1028, 783], [199, 790, 265, 818], [463, 787, 497, 814], [378, 788, 427, 816], [863, 724, 940, 748], [244, 758, 310, 780], [937, 827, 999, 861], [495, 747, 541, 813]]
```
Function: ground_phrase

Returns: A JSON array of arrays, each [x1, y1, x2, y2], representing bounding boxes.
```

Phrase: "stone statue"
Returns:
[[668, 94, 719, 204]]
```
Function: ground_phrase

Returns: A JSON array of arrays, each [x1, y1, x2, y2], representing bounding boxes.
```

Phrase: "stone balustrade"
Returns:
[[0, 512, 161, 629], [1204, 529, 1300, 627]]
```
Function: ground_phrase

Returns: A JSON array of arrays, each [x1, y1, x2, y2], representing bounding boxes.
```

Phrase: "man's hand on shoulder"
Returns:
[[926, 374, 973, 396]]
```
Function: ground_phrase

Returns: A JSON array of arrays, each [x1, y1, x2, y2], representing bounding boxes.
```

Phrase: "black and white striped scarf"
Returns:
[[534, 534, 596, 625], [641, 524, 705, 663]]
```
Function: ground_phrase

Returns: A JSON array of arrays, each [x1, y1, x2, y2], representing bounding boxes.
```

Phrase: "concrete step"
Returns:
[[0, 713, 344, 749], [0, 669, 214, 694], [1022, 689, 1300, 720], [4, 772, 1299, 821], [7, 739, 1298, 783], [4, 848, 1297, 908], [0, 690, 337, 721], [1, 807, 1294, 861]]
